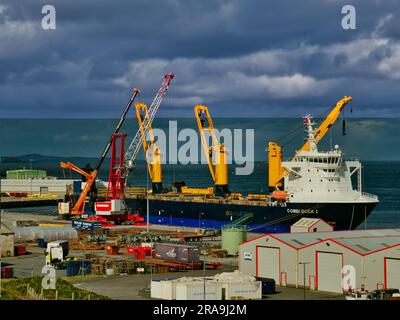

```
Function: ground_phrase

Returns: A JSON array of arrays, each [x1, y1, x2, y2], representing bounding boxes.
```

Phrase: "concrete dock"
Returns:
[[0, 196, 62, 209]]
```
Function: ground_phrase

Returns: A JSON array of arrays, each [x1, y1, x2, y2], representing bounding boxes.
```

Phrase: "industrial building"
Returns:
[[1, 222, 15, 257], [290, 217, 333, 233], [239, 225, 400, 293], [0, 178, 75, 195], [6, 169, 47, 180]]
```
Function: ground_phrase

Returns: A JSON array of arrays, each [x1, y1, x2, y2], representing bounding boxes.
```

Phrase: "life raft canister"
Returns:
[[271, 190, 289, 201]]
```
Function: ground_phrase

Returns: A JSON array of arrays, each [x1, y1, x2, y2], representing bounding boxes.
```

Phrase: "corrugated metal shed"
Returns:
[[290, 218, 333, 233], [268, 228, 400, 249], [292, 218, 320, 228], [332, 235, 400, 255], [239, 228, 400, 293], [6, 169, 47, 179]]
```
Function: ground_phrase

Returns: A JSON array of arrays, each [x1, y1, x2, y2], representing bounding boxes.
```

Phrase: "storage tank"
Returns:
[[221, 225, 247, 256]]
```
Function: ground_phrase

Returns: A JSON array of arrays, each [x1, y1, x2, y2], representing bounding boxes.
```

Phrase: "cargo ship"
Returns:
[[125, 115, 379, 233]]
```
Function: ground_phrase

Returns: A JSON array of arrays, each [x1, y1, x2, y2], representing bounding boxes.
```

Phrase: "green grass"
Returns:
[[0, 277, 110, 300]]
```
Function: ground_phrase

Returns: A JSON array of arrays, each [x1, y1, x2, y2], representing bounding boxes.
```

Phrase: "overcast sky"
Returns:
[[1, 0, 400, 118]]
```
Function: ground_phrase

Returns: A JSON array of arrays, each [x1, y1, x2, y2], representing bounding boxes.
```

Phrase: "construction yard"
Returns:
[[1, 210, 246, 300]]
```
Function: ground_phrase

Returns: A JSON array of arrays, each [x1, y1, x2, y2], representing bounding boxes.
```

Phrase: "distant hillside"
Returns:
[[1, 153, 98, 163]]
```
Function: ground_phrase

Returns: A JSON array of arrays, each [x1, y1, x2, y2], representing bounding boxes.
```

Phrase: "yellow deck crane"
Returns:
[[195, 105, 229, 196], [268, 96, 352, 190], [135, 102, 163, 194]]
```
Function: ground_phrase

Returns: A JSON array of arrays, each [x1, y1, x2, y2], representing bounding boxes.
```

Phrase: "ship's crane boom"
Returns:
[[194, 105, 229, 196], [59, 88, 140, 216], [268, 96, 352, 190], [136, 102, 163, 194], [95, 89, 141, 171], [293, 96, 352, 158], [123, 73, 174, 182]]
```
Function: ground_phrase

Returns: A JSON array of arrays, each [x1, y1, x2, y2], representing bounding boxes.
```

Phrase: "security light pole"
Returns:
[[203, 255, 206, 300], [146, 171, 149, 233], [299, 262, 310, 300]]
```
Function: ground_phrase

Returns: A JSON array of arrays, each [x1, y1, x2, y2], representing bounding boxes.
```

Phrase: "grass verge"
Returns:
[[0, 276, 110, 300]]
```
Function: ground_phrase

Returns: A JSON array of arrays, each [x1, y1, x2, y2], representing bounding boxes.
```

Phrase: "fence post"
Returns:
[[72, 292, 74, 300], [55, 290, 58, 300]]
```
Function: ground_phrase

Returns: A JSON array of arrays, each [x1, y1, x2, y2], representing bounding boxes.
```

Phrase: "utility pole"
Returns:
[[203, 254, 206, 300], [299, 262, 310, 300], [146, 170, 149, 233]]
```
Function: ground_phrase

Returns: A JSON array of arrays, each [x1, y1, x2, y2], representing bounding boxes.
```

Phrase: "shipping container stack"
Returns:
[[154, 243, 200, 264]]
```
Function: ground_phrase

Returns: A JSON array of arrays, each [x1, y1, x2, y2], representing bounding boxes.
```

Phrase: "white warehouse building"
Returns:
[[239, 228, 400, 293]]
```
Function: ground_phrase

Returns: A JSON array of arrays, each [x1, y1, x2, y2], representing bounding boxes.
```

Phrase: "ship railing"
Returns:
[[361, 192, 378, 200], [282, 156, 360, 161]]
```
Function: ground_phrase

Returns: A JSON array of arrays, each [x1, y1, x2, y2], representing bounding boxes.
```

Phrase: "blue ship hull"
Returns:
[[125, 197, 378, 233]]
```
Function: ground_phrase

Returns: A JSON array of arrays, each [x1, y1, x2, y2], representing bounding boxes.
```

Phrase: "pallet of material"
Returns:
[[89, 254, 145, 275], [144, 259, 203, 271], [210, 249, 228, 258], [69, 240, 105, 251]]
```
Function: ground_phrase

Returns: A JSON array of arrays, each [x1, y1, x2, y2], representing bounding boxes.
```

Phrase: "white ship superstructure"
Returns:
[[283, 115, 379, 204]]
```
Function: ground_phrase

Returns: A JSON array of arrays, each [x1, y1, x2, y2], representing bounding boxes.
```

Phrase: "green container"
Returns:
[[6, 169, 47, 180], [221, 225, 247, 256]]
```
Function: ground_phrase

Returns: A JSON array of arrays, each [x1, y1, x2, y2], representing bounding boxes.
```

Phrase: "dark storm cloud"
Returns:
[[0, 0, 400, 117]]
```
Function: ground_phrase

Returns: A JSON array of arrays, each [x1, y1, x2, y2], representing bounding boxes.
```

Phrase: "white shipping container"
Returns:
[[151, 280, 177, 300], [151, 280, 162, 299], [224, 281, 262, 300], [176, 281, 222, 300]]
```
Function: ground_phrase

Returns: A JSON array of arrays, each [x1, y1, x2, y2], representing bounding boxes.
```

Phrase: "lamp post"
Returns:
[[299, 262, 310, 300], [146, 171, 149, 233], [203, 254, 206, 300]]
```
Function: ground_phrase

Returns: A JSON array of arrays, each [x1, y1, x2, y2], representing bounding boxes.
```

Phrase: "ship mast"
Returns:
[[303, 115, 317, 153]]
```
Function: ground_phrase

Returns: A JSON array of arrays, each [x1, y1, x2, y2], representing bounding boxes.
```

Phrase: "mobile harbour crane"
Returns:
[[58, 73, 174, 219], [58, 88, 140, 217]]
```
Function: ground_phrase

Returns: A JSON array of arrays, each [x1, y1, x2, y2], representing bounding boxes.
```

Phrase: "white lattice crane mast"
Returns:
[[122, 73, 174, 182]]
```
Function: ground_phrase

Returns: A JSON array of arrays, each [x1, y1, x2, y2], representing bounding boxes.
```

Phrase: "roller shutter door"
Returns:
[[257, 247, 279, 283], [317, 252, 343, 293], [386, 258, 400, 290]]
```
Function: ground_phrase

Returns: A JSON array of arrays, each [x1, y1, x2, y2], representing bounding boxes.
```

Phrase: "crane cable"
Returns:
[[276, 102, 346, 148]]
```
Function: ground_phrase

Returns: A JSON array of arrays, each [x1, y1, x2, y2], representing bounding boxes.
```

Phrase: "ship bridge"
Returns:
[[281, 115, 378, 205]]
